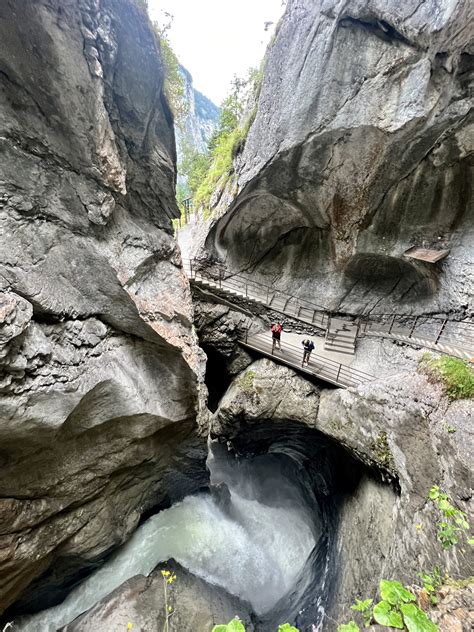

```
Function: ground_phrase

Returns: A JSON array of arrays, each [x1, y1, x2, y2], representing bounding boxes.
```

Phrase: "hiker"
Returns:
[[271, 322, 283, 352], [302, 338, 315, 366]]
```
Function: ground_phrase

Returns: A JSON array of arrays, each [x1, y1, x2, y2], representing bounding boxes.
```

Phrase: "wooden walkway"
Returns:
[[184, 259, 474, 362], [240, 332, 373, 388]]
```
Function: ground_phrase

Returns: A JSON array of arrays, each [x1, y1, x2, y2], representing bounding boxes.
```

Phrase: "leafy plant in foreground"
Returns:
[[337, 580, 438, 632]]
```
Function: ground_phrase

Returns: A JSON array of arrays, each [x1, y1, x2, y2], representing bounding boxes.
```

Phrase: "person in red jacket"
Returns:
[[271, 322, 283, 352]]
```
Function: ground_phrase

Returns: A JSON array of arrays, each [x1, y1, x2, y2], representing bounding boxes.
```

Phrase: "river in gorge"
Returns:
[[15, 427, 349, 631]]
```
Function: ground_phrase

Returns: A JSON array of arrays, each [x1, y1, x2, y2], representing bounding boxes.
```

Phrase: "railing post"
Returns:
[[388, 314, 396, 335], [435, 318, 448, 344], [409, 316, 419, 338], [336, 364, 341, 383], [219, 268, 222, 288], [245, 282, 248, 297], [190, 260, 193, 278]]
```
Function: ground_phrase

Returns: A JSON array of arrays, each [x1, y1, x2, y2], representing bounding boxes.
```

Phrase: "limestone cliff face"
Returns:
[[205, 0, 473, 316], [177, 65, 220, 157], [0, 0, 207, 614]]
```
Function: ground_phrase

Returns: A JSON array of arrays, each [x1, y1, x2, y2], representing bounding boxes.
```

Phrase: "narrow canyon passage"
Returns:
[[1, 0, 472, 630], [14, 421, 383, 631]]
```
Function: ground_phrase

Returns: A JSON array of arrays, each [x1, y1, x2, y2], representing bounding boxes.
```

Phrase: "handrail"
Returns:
[[183, 258, 331, 321], [239, 332, 374, 388], [183, 258, 474, 354]]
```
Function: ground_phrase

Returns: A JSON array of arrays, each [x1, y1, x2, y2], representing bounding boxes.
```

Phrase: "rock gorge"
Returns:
[[0, 0, 472, 631], [204, 0, 473, 317]]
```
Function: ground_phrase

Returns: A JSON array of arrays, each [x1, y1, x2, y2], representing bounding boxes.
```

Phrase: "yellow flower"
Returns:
[[168, 606, 173, 612], [127, 624, 133, 630], [415, 523, 423, 530]]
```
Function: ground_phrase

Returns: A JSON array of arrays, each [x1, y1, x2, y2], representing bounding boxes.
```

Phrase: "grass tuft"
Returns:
[[419, 354, 474, 400]]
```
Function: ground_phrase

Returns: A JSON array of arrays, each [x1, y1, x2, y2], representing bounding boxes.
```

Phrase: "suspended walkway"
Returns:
[[184, 258, 474, 387], [240, 331, 374, 388]]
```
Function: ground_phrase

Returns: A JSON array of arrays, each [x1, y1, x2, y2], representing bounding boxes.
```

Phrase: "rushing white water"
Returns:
[[16, 446, 317, 631]]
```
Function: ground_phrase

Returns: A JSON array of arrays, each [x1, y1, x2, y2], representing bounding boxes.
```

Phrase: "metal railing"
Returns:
[[239, 331, 374, 388], [360, 313, 474, 350], [184, 258, 331, 330], [184, 258, 474, 356]]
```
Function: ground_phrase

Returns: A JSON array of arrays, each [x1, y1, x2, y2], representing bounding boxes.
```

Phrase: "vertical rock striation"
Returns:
[[0, 0, 207, 615], [205, 0, 473, 315]]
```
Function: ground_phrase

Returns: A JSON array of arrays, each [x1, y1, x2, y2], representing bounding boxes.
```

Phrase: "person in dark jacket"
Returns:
[[302, 338, 315, 366]]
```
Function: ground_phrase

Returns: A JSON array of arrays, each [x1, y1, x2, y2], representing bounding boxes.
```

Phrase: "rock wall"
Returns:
[[204, 0, 473, 316], [212, 359, 473, 626], [0, 0, 207, 615]]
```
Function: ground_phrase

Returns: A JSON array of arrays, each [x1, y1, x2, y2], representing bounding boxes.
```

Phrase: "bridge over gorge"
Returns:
[[183, 259, 474, 388]]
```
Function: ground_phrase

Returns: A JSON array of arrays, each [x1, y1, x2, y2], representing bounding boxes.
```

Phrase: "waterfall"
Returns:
[[15, 440, 319, 631]]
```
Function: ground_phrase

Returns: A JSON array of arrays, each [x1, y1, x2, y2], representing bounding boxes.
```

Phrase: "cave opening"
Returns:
[[202, 343, 235, 412]]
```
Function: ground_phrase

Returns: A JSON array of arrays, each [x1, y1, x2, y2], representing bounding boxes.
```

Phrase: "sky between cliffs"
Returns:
[[148, 0, 286, 105]]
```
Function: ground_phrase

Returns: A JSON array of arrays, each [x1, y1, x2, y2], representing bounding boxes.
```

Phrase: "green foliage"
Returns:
[[428, 486, 472, 549], [351, 598, 373, 627], [191, 67, 262, 214], [444, 423, 456, 433], [379, 580, 416, 606], [340, 581, 438, 632], [157, 35, 189, 124], [369, 432, 395, 472], [238, 369, 256, 393], [373, 600, 404, 628], [212, 620, 246, 632], [179, 147, 210, 196], [417, 567, 443, 605], [278, 625, 299, 632], [399, 604, 438, 632], [337, 623, 360, 632], [419, 355, 474, 399], [150, 16, 188, 125]]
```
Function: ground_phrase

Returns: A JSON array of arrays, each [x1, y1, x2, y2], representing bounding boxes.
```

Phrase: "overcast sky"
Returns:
[[148, 0, 286, 105]]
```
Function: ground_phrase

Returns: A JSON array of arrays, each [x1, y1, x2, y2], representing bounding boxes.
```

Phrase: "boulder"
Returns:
[[62, 561, 254, 632]]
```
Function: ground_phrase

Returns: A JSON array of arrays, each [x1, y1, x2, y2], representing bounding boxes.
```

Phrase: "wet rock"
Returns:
[[62, 560, 254, 632], [213, 361, 473, 624]]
